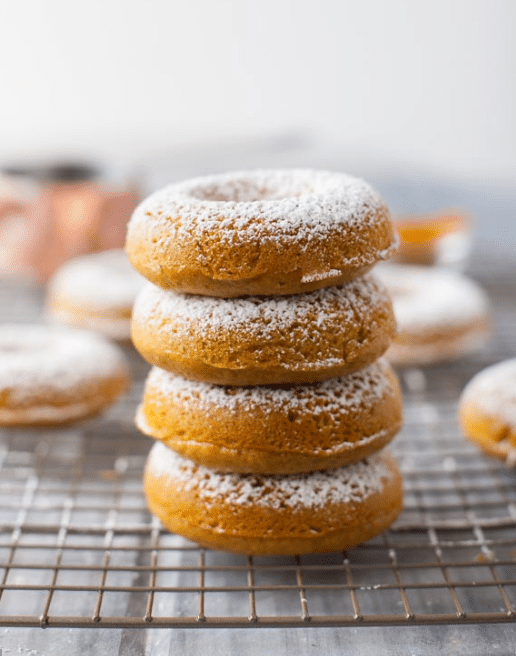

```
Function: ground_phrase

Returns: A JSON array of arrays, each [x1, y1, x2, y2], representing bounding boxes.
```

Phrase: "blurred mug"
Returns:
[[0, 162, 139, 281]]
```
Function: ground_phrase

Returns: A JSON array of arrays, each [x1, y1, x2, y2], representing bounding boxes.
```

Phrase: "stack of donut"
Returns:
[[126, 169, 404, 556]]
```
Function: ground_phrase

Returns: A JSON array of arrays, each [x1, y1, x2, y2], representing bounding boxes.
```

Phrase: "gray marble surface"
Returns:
[[0, 623, 515, 655]]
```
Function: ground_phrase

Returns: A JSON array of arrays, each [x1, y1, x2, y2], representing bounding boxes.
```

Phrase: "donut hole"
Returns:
[[188, 176, 316, 203]]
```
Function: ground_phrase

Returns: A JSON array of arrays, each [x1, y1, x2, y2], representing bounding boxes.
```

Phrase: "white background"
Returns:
[[0, 0, 515, 183]]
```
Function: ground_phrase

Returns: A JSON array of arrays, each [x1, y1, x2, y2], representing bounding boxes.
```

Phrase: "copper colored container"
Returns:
[[0, 162, 139, 280]]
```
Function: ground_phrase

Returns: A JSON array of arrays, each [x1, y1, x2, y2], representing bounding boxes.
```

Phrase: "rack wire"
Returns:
[[1, 258, 516, 629]]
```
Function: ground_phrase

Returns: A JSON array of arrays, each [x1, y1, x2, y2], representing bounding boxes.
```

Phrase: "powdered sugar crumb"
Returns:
[[145, 358, 394, 416], [147, 442, 394, 509], [301, 269, 342, 284]]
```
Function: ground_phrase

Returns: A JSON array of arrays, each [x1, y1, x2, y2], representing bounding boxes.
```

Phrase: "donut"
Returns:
[[131, 274, 396, 385], [136, 359, 403, 474], [46, 248, 146, 341], [126, 169, 397, 297], [376, 265, 490, 367], [0, 324, 130, 426], [144, 443, 403, 555], [459, 359, 516, 466]]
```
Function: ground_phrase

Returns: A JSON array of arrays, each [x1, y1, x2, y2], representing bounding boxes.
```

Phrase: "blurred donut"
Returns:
[[46, 248, 145, 341], [0, 324, 130, 426], [459, 359, 516, 466], [377, 265, 490, 366]]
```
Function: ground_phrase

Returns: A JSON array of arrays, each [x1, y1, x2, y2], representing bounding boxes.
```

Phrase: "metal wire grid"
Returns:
[[0, 261, 515, 629]]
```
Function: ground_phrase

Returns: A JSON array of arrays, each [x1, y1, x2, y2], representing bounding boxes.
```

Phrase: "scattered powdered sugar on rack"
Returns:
[[376, 265, 489, 332], [0, 324, 128, 402], [47, 248, 146, 310], [134, 273, 389, 337], [147, 442, 394, 509], [461, 358, 516, 429], [129, 169, 389, 246], [145, 359, 394, 416]]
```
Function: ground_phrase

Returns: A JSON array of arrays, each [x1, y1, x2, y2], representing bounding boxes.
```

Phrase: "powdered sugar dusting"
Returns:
[[301, 269, 343, 284], [48, 248, 146, 310], [0, 324, 128, 403], [376, 264, 489, 332], [145, 358, 394, 415], [461, 359, 516, 429], [129, 170, 387, 244], [133, 273, 389, 346], [147, 442, 394, 509]]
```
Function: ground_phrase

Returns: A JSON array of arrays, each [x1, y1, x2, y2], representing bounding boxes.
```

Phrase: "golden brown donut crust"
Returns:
[[459, 401, 516, 462], [136, 360, 403, 474], [131, 274, 396, 386], [459, 359, 516, 465], [144, 445, 403, 556], [126, 169, 397, 297]]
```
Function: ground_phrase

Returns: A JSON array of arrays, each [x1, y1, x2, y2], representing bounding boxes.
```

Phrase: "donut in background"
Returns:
[[376, 265, 490, 367], [0, 324, 130, 426], [46, 248, 146, 341]]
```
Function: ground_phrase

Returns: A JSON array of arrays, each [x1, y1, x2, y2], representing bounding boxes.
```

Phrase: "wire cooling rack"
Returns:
[[1, 259, 516, 629]]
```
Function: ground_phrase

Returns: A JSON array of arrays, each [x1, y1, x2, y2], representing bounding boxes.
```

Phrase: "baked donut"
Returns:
[[376, 265, 490, 367], [459, 359, 516, 466], [46, 248, 146, 341], [126, 169, 397, 297], [144, 443, 403, 555], [0, 324, 130, 426], [136, 359, 403, 474], [131, 274, 396, 385]]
